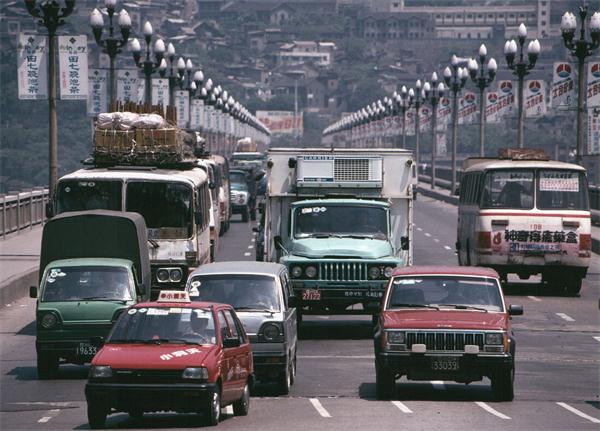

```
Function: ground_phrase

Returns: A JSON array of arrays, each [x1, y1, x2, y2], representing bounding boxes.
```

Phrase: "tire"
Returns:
[[204, 385, 221, 426], [232, 381, 250, 416], [491, 366, 514, 402], [375, 361, 396, 400], [242, 207, 249, 222], [250, 209, 256, 221], [128, 408, 143, 420], [565, 276, 582, 296], [278, 362, 292, 395], [296, 310, 303, 333], [87, 402, 108, 429], [465, 240, 472, 266], [289, 352, 297, 385], [219, 222, 226, 236], [37, 352, 58, 379]]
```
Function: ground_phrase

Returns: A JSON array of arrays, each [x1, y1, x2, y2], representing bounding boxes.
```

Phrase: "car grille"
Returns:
[[319, 262, 368, 281], [405, 331, 485, 352], [113, 369, 183, 383]]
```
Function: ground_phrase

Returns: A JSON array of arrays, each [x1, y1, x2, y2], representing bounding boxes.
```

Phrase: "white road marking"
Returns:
[[527, 295, 542, 302], [430, 380, 445, 390], [594, 336, 600, 343], [425, 232, 431, 237], [300, 355, 372, 359], [391, 401, 413, 413], [251, 238, 255, 243], [416, 227, 423, 231], [556, 402, 600, 424], [38, 409, 60, 423], [434, 238, 440, 242], [475, 402, 511, 420], [243, 252, 251, 256], [309, 398, 332, 418], [247, 245, 253, 249], [444, 246, 452, 250], [224, 405, 233, 415], [556, 313, 575, 322]]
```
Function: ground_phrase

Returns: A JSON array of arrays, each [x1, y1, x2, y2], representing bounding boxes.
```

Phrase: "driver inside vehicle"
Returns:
[[440, 280, 487, 305], [183, 314, 210, 344], [235, 283, 276, 310]]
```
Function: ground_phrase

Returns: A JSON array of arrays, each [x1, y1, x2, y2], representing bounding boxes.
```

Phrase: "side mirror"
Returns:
[[29, 286, 37, 298], [413, 190, 418, 201], [508, 304, 523, 316], [288, 295, 299, 308], [223, 337, 241, 348], [254, 171, 265, 181], [45, 202, 54, 219], [90, 336, 105, 348], [209, 182, 216, 190], [400, 236, 410, 250]]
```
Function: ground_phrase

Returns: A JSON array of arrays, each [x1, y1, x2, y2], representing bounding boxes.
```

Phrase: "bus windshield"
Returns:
[[537, 170, 589, 210], [294, 205, 388, 239], [481, 170, 534, 209], [56, 179, 122, 213], [126, 181, 193, 239]]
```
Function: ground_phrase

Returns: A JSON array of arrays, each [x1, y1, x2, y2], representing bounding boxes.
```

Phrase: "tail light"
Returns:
[[579, 234, 591, 251], [477, 231, 491, 249]]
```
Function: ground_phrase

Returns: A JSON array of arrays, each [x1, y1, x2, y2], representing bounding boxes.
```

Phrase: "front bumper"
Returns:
[[292, 281, 387, 312], [231, 203, 248, 213], [250, 341, 287, 381], [36, 329, 111, 364]]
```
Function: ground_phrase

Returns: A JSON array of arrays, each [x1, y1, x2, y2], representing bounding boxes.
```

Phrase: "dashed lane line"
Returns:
[[527, 296, 542, 302], [594, 336, 600, 343], [391, 401, 413, 414], [247, 245, 254, 249], [243, 252, 251, 256], [424, 233, 431, 237], [38, 409, 60, 423], [556, 402, 600, 424], [416, 227, 423, 231], [475, 402, 511, 420], [444, 246, 452, 250], [309, 398, 332, 418], [250, 238, 255, 243], [430, 380, 445, 390], [556, 313, 575, 322]]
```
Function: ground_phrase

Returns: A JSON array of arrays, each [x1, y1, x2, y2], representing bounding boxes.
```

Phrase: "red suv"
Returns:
[[85, 291, 253, 428], [374, 266, 523, 401]]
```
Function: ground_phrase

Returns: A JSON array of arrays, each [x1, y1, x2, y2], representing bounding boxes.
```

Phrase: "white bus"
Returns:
[[457, 157, 591, 294], [52, 166, 212, 295]]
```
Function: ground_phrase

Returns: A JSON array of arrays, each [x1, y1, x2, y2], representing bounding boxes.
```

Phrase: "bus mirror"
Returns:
[[209, 182, 216, 190], [45, 202, 54, 218], [29, 286, 37, 298], [400, 236, 410, 250]]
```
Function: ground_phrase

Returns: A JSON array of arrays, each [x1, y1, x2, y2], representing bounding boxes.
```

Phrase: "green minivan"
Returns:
[[30, 210, 150, 378]]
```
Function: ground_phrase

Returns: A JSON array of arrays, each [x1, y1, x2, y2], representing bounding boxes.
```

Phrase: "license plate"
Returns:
[[77, 343, 98, 357], [302, 289, 321, 301], [431, 357, 459, 371]]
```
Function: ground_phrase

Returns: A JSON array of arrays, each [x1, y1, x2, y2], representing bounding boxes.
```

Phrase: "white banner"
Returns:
[[588, 107, 600, 154], [205, 105, 214, 131], [87, 68, 107, 116], [436, 131, 447, 157], [58, 35, 88, 100], [190, 99, 204, 130], [419, 106, 431, 133], [256, 110, 303, 136], [174, 90, 190, 128], [437, 97, 451, 129], [137, 79, 145, 104], [116, 69, 139, 102], [151, 78, 169, 108], [525, 80, 547, 117], [587, 62, 600, 107], [17, 34, 48, 100], [458, 91, 477, 124], [405, 109, 416, 136], [485, 92, 501, 124], [496, 80, 515, 118], [551, 62, 575, 109]]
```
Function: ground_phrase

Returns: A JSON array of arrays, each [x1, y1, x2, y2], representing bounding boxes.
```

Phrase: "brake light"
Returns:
[[579, 234, 591, 251], [477, 231, 491, 249]]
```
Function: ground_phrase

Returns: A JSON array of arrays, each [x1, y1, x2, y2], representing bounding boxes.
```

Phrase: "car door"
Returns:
[[280, 272, 297, 360], [224, 309, 250, 398], [217, 310, 235, 403]]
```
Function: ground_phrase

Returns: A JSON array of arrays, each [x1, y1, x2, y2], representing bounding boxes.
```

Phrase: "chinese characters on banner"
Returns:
[[524, 80, 547, 117], [174, 91, 190, 128], [58, 35, 88, 100], [205, 105, 214, 131], [418, 106, 431, 133], [87, 69, 107, 116], [190, 99, 204, 130], [404, 109, 416, 136], [436, 132, 447, 156], [587, 62, 600, 107], [137, 79, 145, 104], [485, 92, 501, 124], [256, 110, 303, 136], [496, 80, 515, 119], [436, 97, 451, 129], [151, 78, 169, 110], [551, 62, 574, 109], [458, 91, 477, 124], [116, 70, 139, 102], [17, 34, 48, 100], [587, 107, 600, 155]]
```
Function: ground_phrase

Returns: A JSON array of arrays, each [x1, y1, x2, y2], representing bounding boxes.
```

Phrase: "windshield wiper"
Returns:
[[236, 306, 276, 313], [81, 297, 129, 304], [133, 338, 203, 345], [148, 239, 160, 249], [439, 304, 489, 312], [389, 303, 440, 310]]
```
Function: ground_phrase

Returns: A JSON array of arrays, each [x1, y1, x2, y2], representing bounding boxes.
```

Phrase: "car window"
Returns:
[[218, 310, 231, 341], [225, 309, 245, 344]]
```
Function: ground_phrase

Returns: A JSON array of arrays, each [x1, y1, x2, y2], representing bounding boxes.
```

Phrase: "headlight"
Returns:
[[260, 323, 282, 342], [485, 333, 504, 345], [291, 266, 302, 278], [368, 266, 381, 280], [383, 266, 394, 278], [386, 331, 405, 344], [90, 365, 112, 379], [170, 268, 183, 283], [182, 367, 208, 380], [305, 265, 317, 278], [157, 269, 170, 282], [41, 313, 59, 329]]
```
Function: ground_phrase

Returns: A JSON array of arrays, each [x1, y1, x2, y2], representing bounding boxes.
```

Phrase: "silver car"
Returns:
[[186, 261, 298, 395]]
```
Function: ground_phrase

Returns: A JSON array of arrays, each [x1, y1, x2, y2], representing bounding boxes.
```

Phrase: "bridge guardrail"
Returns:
[[1, 188, 49, 238]]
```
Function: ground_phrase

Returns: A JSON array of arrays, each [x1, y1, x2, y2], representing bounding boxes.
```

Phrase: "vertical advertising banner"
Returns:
[[17, 34, 48, 100], [436, 131, 447, 157], [458, 91, 477, 124], [87, 68, 107, 116], [496, 80, 515, 118], [551, 62, 575, 109], [419, 106, 431, 133], [58, 35, 88, 100], [174, 90, 190, 128], [151, 78, 169, 109], [588, 107, 600, 155], [190, 99, 204, 130], [256, 111, 303, 136], [485, 92, 501, 124], [525, 80, 547, 117], [437, 97, 451, 130], [205, 105, 214, 131], [587, 62, 600, 107], [116, 70, 140, 102], [137, 79, 145, 104], [404, 109, 416, 136]]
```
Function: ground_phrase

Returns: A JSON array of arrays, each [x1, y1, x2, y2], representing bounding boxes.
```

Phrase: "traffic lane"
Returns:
[[215, 217, 258, 262], [413, 195, 458, 266]]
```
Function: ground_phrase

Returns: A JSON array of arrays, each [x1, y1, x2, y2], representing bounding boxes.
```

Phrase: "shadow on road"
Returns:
[[74, 410, 236, 429], [502, 281, 575, 298], [299, 319, 374, 340], [16, 321, 36, 336], [358, 381, 494, 402], [7, 364, 88, 381]]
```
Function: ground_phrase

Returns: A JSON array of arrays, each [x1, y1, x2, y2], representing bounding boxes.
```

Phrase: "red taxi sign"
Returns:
[[157, 290, 191, 303]]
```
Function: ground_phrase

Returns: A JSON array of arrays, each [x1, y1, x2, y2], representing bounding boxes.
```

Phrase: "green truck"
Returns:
[[30, 210, 150, 378]]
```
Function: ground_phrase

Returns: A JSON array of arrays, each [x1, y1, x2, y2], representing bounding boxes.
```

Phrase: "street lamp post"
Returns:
[[468, 45, 497, 157], [394, 85, 411, 149], [24, 0, 76, 197], [444, 56, 468, 193], [412, 80, 426, 166], [504, 23, 541, 149], [424, 73, 445, 190], [561, 8, 600, 164], [90, 0, 131, 106], [130, 21, 165, 105]]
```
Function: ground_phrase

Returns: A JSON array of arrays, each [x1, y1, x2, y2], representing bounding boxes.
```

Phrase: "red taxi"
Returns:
[[85, 291, 253, 428], [374, 266, 523, 401]]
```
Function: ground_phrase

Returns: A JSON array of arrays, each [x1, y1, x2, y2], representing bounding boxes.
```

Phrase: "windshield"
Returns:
[[537, 170, 589, 210], [231, 182, 248, 192], [481, 170, 534, 209], [41, 266, 132, 302], [126, 181, 193, 239], [386, 276, 503, 312], [108, 307, 216, 345], [294, 205, 388, 239], [188, 274, 280, 311], [56, 179, 122, 213], [230, 172, 247, 185]]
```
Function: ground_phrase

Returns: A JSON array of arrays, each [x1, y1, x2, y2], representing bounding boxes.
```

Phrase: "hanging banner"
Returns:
[[404, 109, 416, 136], [17, 34, 48, 100], [587, 62, 600, 107], [458, 91, 477, 124], [151, 78, 169, 108], [485, 92, 501, 124], [137, 79, 145, 104], [419, 106, 431, 133], [551, 62, 575, 109], [87, 68, 107, 116], [205, 105, 214, 131], [190, 99, 204, 130], [58, 35, 88, 100], [116, 70, 140, 102], [588, 107, 600, 155], [174, 90, 190, 128], [496, 80, 515, 118], [256, 110, 303, 135], [525, 80, 547, 117], [437, 97, 451, 130], [436, 131, 447, 157]]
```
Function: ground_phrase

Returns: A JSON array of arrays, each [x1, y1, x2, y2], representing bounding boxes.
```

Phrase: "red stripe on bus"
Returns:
[[478, 212, 590, 218]]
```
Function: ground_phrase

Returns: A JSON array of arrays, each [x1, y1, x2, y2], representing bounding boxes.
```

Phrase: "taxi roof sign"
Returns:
[[157, 290, 191, 303]]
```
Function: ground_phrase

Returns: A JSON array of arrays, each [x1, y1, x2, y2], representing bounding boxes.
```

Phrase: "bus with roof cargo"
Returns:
[[263, 148, 415, 322], [456, 149, 591, 294]]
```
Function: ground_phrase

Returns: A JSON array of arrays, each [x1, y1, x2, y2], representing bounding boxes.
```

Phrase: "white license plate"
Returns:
[[302, 289, 321, 301], [77, 343, 98, 357], [431, 357, 459, 371]]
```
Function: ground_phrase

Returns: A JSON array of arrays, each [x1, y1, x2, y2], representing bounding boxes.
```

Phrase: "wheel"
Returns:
[[232, 381, 250, 416], [242, 207, 249, 222], [289, 352, 297, 385], [37, 352, 59, 379], [296, 310, 303, 332], [219, 222, 226, 236], [491, 366, 514, 401], [565, 276, 582, 296], [87, 402, 108, 429], [375, 361, 396, 400], [250, 209, 256, 221], [128, 408, 143, 420], [204, 385, 221, 426], [210, 241, 215, 262], [278, 362, 292, 395]]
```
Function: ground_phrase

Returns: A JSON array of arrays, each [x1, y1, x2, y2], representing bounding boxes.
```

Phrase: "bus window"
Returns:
[[56, 179, 122, 213], [481, 170, 534, 209], [537, 170, 589, 210]]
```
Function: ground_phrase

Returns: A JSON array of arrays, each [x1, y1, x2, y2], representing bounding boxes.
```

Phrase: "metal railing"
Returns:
[[1, 188, 49, 238]]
